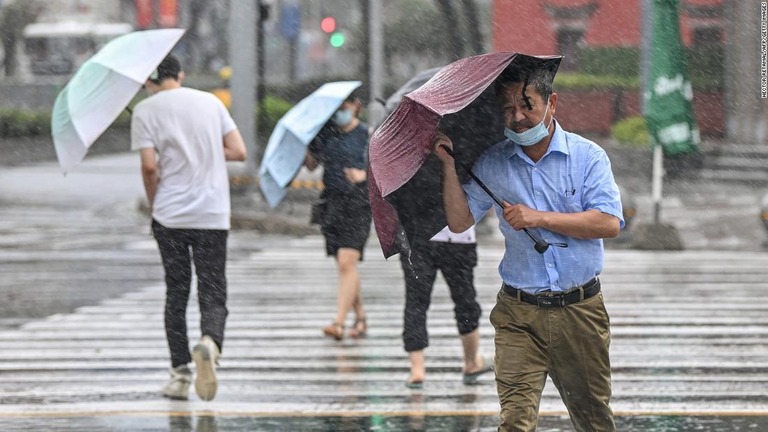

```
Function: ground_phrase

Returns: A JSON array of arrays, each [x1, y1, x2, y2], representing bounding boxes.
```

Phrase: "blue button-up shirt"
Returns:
[[464, 122, 624, 294]]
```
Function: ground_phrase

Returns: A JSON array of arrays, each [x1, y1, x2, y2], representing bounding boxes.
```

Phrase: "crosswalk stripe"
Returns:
[[1, 237, 768, 418]]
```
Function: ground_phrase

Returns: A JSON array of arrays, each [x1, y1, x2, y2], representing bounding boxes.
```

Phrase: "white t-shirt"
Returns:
[[131, 87, 237, 230]]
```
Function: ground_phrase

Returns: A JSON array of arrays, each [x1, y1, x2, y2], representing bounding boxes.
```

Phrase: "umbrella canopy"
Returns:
[[258, 81, 362, 208], [369, 52, 561, 258], [52, 28, 185, 174]]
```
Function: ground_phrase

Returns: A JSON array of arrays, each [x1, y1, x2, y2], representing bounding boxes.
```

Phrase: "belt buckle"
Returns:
[[536, 294, 565, 308]]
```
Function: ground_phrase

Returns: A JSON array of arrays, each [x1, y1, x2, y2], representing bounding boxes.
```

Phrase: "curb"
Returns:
[[231, 211, 320, 236], [137, 197, 321, 237]]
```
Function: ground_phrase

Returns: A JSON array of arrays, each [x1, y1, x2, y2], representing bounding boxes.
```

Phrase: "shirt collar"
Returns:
[[506, 120, 569, 162]]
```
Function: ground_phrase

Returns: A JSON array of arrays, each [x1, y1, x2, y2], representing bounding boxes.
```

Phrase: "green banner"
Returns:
[[644, 0, 699, 156]]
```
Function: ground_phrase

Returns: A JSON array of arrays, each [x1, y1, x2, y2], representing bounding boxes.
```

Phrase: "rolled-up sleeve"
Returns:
[[582, 149, 625, 228]]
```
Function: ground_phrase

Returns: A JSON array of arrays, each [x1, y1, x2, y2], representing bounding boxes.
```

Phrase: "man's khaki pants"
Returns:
[[489, 289, 615, 432]]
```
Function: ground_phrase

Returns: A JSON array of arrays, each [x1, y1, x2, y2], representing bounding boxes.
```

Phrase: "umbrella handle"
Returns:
[[440, 145, 561, 254]]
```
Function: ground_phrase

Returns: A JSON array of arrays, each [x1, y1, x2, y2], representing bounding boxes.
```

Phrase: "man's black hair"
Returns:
[[495, 56, 561, 109], [149, 54, 181, 85]]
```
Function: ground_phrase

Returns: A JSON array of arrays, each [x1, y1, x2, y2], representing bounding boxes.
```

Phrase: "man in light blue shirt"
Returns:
[[434, 56, 623, 432]]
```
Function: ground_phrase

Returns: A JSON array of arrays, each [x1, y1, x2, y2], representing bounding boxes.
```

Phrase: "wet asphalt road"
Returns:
[[1, 414, 768, 431], [2, 138, 768, 430]]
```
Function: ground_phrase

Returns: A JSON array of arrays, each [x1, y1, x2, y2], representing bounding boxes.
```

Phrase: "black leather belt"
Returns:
[[502, 277, 600, 308]]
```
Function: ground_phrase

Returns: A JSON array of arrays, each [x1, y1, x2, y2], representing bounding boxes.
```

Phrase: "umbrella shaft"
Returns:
[[441, 146, 549, 253]]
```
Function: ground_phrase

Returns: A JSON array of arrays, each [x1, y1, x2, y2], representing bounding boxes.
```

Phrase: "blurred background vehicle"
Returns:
[[23, 22, 133, 76]]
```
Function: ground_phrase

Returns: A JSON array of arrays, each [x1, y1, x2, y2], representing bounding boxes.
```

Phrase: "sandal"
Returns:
[[348, 317, 367, 338], [322, 322, 344, 341], [463, 356, 494, 385], [405, 379, 423, 390]]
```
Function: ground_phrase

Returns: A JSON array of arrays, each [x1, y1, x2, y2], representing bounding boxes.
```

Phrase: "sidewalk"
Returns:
[[1, 144, 765, 251]]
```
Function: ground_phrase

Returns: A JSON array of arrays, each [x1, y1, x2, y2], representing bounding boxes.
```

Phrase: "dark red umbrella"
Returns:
[[368, 52, 562, 258]]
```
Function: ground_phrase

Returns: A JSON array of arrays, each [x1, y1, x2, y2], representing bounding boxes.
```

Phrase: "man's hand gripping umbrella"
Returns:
[[433, 131, 566, 254]]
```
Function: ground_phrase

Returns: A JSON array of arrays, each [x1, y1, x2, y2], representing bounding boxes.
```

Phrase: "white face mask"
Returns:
[[503, 102, 552, 147], [331, 108, 353, 127]]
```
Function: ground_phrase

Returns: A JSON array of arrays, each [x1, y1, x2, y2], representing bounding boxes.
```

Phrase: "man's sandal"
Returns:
[[322, 322, 345, 341]]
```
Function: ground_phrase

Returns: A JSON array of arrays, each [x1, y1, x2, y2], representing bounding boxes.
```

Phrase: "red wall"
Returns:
[[492, 0, 725, 136], [555, 90, 723, 137], [492, 0, 557, 54], [493, 0, 722, 52], [583, 1, 642, 46]]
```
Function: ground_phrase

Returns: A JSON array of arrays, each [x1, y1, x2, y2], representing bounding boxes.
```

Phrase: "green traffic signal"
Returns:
[[329, 32, 345, 48]]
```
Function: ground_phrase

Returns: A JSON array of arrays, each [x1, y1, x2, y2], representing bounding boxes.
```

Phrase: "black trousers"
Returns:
[[152, 220, 229, 368], [399, 241, 480, 352]]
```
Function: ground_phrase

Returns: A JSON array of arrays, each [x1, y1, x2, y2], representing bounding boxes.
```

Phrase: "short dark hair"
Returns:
[[495, 66, 555, 102], [344, 91, 359, 103], [494, 56, 561, 103], [149, 54, 181, 84]]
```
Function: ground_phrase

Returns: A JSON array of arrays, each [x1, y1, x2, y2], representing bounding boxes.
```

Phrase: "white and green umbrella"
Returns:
[[52, 28, 185, 174]]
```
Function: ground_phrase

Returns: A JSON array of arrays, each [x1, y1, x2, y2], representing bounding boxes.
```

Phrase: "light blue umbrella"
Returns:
[[52, 28, 185, 174], [258, 80, 362, 208]]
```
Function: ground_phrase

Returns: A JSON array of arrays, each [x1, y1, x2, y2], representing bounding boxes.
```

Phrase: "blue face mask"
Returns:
[[331, 108, 353, 127], [504, 103, 552, 147]]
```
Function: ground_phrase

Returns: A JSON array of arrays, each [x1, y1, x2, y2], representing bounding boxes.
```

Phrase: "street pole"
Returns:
[[633, 0, 683, 250], [368, 0, 385, 127], [641, 0, 662, 225], [651, 144, 663, 224], [256, 0, 268, 164], [229, 0, 258, 176]]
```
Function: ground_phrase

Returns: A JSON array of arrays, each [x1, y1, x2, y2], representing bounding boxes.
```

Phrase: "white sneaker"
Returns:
[[192, 335, 220, 401], [161, 364, 192, 400]]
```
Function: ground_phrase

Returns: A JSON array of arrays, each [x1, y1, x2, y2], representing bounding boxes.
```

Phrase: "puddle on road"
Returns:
[[0, 414, 766, 431]]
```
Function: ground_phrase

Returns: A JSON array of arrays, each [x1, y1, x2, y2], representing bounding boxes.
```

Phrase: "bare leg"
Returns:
[[348, 289, 367, 338], [333, 248, 362, 326], [352, 288, 365, 319], [460, 329, 486, 374], [409, 350, 426, 383]]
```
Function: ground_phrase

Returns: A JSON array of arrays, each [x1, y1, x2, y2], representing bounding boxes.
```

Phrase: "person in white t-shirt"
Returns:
[[130, 54, 247, 402]]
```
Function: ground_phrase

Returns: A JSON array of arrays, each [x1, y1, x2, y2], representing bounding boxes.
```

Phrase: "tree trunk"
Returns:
[[360, 0, 371, 87], [724, 0, 767, 145], [183, 0, 208, 71], [3, 36, 17, 77], [435, 0, 464, 60], [0, 1, 40, 78], [460, 0, 484, 55]]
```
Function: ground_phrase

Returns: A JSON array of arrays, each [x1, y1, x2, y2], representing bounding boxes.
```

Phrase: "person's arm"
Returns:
[[304, 150, 319, 171], [434, 131, 475, 233], [305, 133, 326, 171], [223, 129, 247, 161], [343, 167, 366, 184], [501, 148, 622, 239], [501, 204, 620, 239], [343, 129, 369, 184], [139, 148, 159, 209]]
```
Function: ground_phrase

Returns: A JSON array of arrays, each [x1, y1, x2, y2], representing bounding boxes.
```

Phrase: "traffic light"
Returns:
[[320, 16, 345, 48], [320, 16, 336, 33], [329, 32, 345, 48]]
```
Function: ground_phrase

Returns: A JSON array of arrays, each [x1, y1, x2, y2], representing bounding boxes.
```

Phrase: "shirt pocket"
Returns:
[[559, 188, 583, 213]]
